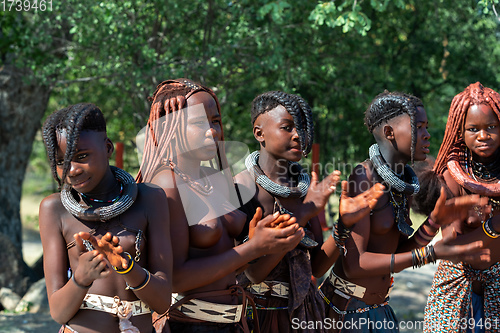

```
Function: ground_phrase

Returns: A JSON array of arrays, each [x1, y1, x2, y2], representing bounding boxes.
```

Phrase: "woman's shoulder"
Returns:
[[442, 169, 462, 197], [39, 192, 63, 212], [150, 167, 176, 189]]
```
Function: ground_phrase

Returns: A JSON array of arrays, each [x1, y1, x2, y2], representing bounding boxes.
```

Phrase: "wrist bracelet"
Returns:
[[483, 217, 500, 239], [72, 273, 93, 289], [425, 215, 440, 230], [113, 252, 134, 274], [390, 253, 395, 275], [125, 267, 151, 291]]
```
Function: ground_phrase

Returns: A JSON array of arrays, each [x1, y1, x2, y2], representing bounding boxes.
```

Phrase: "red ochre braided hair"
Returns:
[[433, 82, 500, 175], [136, 78, 227, 184]]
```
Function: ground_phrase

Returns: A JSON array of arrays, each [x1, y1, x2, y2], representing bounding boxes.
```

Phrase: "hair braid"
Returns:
[[434, 82, 500, 174], [137, 78, 225, 184], [42, 103, 106, 189], [364, 90, 422, 163], [251, 91, 314, 155]]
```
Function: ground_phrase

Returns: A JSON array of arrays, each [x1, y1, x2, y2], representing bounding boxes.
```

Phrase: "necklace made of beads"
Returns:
[[447, 142, 500, 196], [245, 151, 310, 198], [169, 160, 213, 196], [464, 148, 500, 183], [388, 190, 413, 236], [369, 144, 420, 195], [61, 167, 138, 222], [81, 183, 124, 204]]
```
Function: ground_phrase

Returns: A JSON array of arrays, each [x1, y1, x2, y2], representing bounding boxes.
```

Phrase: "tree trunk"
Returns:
[[0, 66, 51, 253]]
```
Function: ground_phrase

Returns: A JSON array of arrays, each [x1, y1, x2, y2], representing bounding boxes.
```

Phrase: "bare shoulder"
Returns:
[[150, 167, 176, 190], [234, 169, 251, 184], [137, 182, 168, 205], [39, 193, 64, 216], [233, 169, 257, 200], [348, 161, 375, 195], [38, 193, 65, 236], [442, 169, 461, 197]]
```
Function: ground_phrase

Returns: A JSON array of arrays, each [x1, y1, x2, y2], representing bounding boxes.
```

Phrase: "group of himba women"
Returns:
[[39, 79, 499, 333]]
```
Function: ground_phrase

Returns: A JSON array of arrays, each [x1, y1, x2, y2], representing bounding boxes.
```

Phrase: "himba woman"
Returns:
[[137, 79, 305, 333], [424, 82, 500, 333], [39, 103, 172, 333], [233, 91, 386, 333], [320, 91, 491, 333]]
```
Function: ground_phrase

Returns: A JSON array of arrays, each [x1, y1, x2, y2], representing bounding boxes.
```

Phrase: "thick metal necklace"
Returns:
[[245, 151, 310, 198], [369, 144, 420, 195], [369, 144, 418, 236], [61, 166, 138, 222]]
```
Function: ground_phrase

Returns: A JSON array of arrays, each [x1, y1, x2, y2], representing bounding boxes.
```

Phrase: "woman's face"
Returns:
[[56, 130, 112, 193], [177, 91, 222, 161], [464, 104, 500, 163]]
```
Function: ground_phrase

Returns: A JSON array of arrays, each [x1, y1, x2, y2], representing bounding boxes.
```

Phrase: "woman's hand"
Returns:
[[75, 232, 129, 270], [247, 208, 304, 256], [433, 228, 491, 264], [302, 171, 341, 215], [73, 233, 112, 285], [339, 181, 385, 228], [430, 187, 491, 227]]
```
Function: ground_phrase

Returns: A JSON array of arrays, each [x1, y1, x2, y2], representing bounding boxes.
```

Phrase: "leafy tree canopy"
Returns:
[[2, 0, 500, 175]]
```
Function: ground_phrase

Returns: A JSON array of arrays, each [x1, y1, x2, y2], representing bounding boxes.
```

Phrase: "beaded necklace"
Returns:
[[388, 190, 413, 236], [464, 148, 500, 183], [169, 160, 213, 196], [245, 151, 310, 198], [61, 167, 138, 222], [81, 183, 124, 204], [369, 144, 418, 236]]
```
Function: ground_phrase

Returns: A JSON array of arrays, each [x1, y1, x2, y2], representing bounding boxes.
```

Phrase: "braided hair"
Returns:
[[42, 103, 106, 189], [137, 78, 226, 183], [251, 91, 314, 155], [434, 82, 500, 175], [364, 90, 423, 164]]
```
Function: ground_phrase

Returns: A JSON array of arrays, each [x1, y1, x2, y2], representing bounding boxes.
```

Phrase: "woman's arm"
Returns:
[[39, 195, 103, 324], [154, 170, 303, 292]]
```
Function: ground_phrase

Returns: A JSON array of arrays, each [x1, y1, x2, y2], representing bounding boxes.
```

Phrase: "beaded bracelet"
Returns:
[[483, 217, 500, 239], [113, 252, 134, 274], [125, 267, 151, 291], [333, 217, 352, 255], [72, 274, 93, 289], [411, 244, 436, 268], [425, 215, 440, 230]]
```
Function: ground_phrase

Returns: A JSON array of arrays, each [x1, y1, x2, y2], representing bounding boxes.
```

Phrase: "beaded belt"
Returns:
[[318, 287, 390, 315], [172, 293, 244, 323], [80, 293, 151, 316], [248, 280, 290, 299], [327, 271, 366, 299]]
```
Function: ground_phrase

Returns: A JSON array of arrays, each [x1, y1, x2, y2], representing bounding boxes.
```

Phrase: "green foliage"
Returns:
[[3, 0, 500, 180]]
